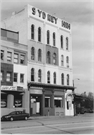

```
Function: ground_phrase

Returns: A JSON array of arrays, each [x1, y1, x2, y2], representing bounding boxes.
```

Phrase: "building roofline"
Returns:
[[1, 28, 19, 34]]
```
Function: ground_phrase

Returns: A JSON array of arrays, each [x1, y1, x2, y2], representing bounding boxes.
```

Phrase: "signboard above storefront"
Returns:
[[1, 86, 17, 91]]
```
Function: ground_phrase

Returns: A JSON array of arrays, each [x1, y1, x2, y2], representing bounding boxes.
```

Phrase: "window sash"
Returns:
[[20, 55, 25, 64], [6, 73, 11, 82], [1, 50, 4, 60], [20, 74, 24, 83], [7, 52, 12, 62], [14, 73, 18, 82], [14, 53, 19, 63]]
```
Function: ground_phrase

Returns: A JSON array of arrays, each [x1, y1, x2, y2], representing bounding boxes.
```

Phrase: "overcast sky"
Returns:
[[1, 0, 94, 95]]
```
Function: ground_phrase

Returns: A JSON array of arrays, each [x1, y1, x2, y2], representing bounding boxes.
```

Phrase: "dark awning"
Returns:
[[28, 82, 75, 91]]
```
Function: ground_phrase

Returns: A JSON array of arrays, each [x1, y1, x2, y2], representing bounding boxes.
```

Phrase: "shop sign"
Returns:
[[66, 93, 73, 101], [1, 86, 17, 91], [30, 6, 70, 30], [30, 89, 42, 94], [0, 100, 7, 108], [14, 100, 22, 107]]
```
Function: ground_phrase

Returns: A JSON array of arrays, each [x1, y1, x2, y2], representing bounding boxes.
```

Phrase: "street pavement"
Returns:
[[1, 113, 94, 134]]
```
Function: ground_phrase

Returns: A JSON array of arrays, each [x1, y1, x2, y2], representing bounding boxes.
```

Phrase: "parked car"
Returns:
[[1, 111, 29, 121]]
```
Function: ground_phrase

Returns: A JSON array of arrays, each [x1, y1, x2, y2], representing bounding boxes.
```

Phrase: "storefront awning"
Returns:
[[28, 82, 75, 91]]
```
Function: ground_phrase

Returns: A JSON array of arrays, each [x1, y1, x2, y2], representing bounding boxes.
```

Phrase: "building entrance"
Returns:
[[30, 95, 42, 116]]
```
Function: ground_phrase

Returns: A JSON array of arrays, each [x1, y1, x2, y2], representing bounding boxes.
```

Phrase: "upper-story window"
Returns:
[[7, 51, 12, 62], [66, 37, 69, 50], [53, 53, 56, 65], [47, 30, 50, 45], [67, 74, 69, 85], [38, 27, 41, 42], [61, 35, 63, 48], [6, 72, 11, 82], [61, 55, 64, 66], [66, 56, 69, 68], [14, 53, 19, 64], [53, 72, 56, 84], [20, 74, 24, 83], [31, 68, 34, 81], [47, 71, 50, 83], [61, 73, 64, 85], [31, 47, 35, 60], [38, 69, 42, 82], [53, 32, 56, 46], [1, 71, 4, 82], [20, 54, 25, 64], [47, 51, 51, 64], [38, 49, 42, 62], [31, 24, 35, 40], [14, 73, 18, 82], [1, 50, 4, 60]]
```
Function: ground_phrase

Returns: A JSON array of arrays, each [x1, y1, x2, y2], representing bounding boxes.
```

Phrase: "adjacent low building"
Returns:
[[0, 28, 28, 116]]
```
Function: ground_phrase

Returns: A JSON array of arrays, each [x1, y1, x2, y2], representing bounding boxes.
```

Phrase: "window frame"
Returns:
[[38, 69, 42, 82], [61, 73, 64, 85], [31, 68, 34, 81], [14, 53, 19, 64], [61, 55, 64, 66], [1, 50, 4, 60], [53, 32, 56, 46], [6, 72, 11, 82], [47, 51, 51, 64], [14, 73, 18, 82], [47, 30, 50, 45], [53, 53, 56, 65], [38, 27, 41, 42], [67, 74, 69, 85], [7, 51, 12, 62], [31, 47, 35, 60], [66, 37, 69, 50], [47, 71, 50, 83], [20, 54, 25, 64], [31, 24, 35, 40], [61, 35, 63, 49], [20, 74, 24, 83], [38, 49, 42, 62]]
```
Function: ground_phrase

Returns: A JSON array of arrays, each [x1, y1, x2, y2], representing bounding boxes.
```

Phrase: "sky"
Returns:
[[1, 0, 94, 95]]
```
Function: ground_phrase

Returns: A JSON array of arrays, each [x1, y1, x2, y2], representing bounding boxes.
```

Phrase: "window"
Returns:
[[66, 56, 69, 68], [53, 72, 56, 84], [66, 37, 68, 50], [53, 53, 56, 65], [53, 32, 56, 46], [61, 35, 63, 48], [31, 47, 35, 60], [6, 72, 11, 82], [61, 55, 64, 66], [14, 73, 18, 82], [47, 30, 50, 44], [20, 54, 25, 64], [31, 68, 34, 81], [54, 97, 62, 107], [14, 94, 22, 108], [1, 50, 4, 60], [61, 73, 64, 85], [38, 69, 42, 82], [14, 53, 19, 64], [1, 94, 7, 108], [0, 71, 4, 82], [47, 71, 50, 83], [20, 74, 24, 83], [47, 51, 51, 64], [67, 74, 69, 85], [31, 24, 34, 39], [38, 49, 42, 62], [45, 96, 50, 107], [38, 27, 41, 42], [7, 51, 12, 62]]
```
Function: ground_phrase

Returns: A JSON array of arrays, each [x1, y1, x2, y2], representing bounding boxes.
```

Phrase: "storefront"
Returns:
[[28, 82, 74, 116], [1, 86, 26, 116]]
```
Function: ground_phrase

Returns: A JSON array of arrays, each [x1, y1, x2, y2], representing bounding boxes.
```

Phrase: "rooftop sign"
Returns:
[[28, 5, 71, 31]]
